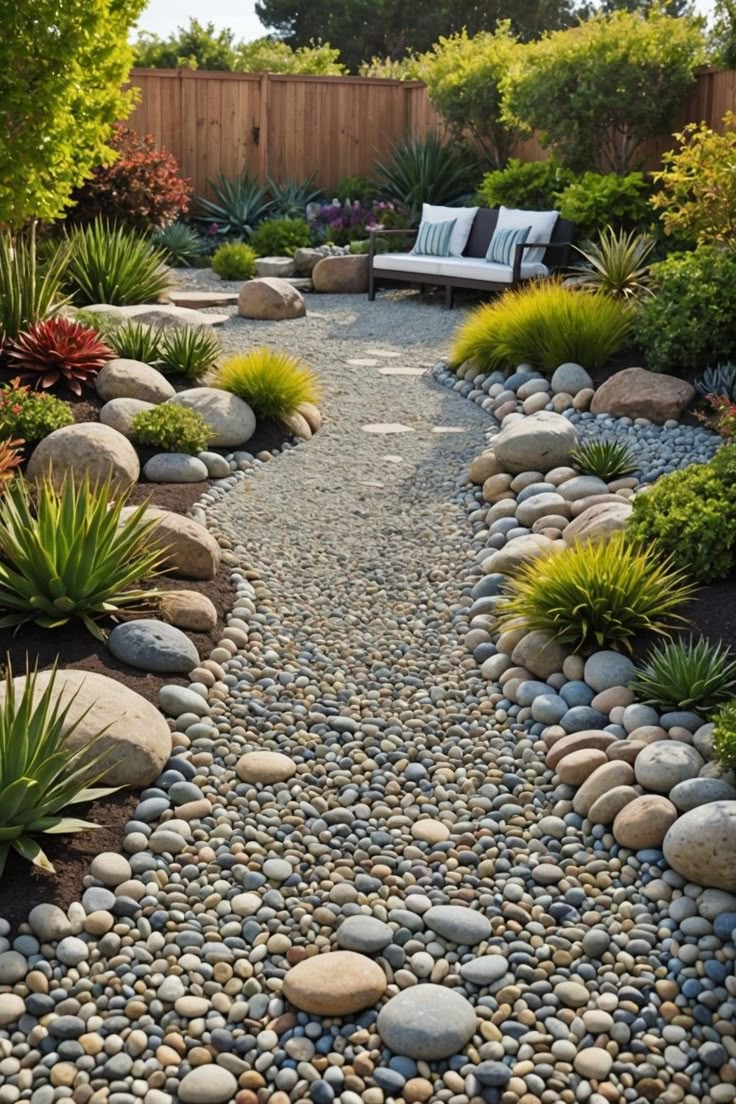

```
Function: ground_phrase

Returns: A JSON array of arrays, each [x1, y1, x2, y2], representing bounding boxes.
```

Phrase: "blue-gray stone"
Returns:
[[336, 916, 393, 953], [561, 707, 608, 733], [377, 985, 477, 1059], [531, 694, 567, 724], [670, 777, 736, 812], [143, 453, 209, 483], [108, 619, 199, 674]]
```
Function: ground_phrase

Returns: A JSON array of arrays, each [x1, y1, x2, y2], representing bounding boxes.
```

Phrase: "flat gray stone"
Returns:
[[178, 1066, 238, 1103], [377, 985, 476, 1058], [424, 905, 491, 944], [143, 453, 209, 483], [108, 619, 199, 674], [670, 777, 736, 812], [459, 955, 509, 985], [336, 916, 393, 953]]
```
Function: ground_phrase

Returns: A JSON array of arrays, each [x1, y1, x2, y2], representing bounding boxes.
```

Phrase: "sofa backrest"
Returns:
[[462, 208, 575, 268]]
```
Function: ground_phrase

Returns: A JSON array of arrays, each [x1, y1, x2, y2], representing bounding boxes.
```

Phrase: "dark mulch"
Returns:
[[677, 580, 736, 654]]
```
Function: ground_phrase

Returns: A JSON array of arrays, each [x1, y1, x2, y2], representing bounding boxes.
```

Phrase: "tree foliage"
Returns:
[[711, 0, 736, 71], [236, 38, 345, 74], [255, 0, 584, 73], [501, 9, 705, 173], [652, 113, 736, 250], [0, 0, 146, 228], [422, 27, 523, 168]]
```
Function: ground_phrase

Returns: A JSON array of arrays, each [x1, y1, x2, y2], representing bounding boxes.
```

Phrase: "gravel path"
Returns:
[[1, 295, 729, 1104]]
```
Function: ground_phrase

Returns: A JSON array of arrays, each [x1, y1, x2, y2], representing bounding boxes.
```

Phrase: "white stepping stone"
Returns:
[[431, 426, 467, 434], [359, 481, 385, 488], [383, 455, 404, 463], [365, 348, 402, 357], [377, 366, 425, 376], [362, 423, 414, 434], [347, 358, 378, 366]]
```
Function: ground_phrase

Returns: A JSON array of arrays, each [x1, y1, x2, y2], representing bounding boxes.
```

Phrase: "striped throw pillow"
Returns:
[[486, 225, 531, 265], [412, 218, 457, 257]]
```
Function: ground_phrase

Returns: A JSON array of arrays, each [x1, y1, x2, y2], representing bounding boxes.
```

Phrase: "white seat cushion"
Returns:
[[372, 253, 548, 284], [495, 206, 559, 265], [373, 253, 445, 275], [421, 203, 478, 256]]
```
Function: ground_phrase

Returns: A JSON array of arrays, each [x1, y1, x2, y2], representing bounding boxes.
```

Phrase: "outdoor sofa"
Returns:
[[368, 204, 574, 308]]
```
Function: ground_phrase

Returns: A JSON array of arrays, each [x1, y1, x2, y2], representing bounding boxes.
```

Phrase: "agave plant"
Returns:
[[152, 222, 206, 267], [0, 225, 70, 342], [107, 320, 164, 365], [0, 476, 165, 639], [268, 174, 323, 219], [571, 439, 638, 481], [631, 637, 736, 714], [158, 326, 221, 381], [695, 363, 736, 402], [0, 660, 119, 876], [375, 135, 478, 219], [7, 316, 113, 395], [195, 172, 272, 238], [65, 220, 172, 307], [565, 226, 655, 301]]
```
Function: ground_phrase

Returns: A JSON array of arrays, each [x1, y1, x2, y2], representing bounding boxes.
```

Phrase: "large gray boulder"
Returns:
[[663, 802, 736, 891], [563, 500, 633, 546], [166, 387, 255, 447], [99, 397, 154, 438], [108, 619, 199, 673], [493, 412, 578, 474]]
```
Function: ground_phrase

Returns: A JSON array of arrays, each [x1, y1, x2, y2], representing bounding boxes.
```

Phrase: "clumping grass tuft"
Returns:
[[451, 280, 631, 375], [215, 347, 319, 420], [158, 326, 220, 380], [65, 220, 171, 306], [107, 320, 163, 365], [571, 439, 637, 481], [497, 531, 695, 654], [632, 636, 736, 714]]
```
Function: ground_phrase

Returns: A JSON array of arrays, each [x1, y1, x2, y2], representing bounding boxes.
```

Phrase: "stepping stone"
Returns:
[[383, 455, 404, 463], [362, 423, 414, 434], [347, 358, 378, 366], [164, 290, 238, 308], [366, 348, 401, 357], [359, 481, 384, 488], [377, 366, 425, 376], [432, 426, 467, 434]]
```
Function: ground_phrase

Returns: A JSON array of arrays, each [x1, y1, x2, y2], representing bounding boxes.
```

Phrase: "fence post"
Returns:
[[257, 71, 270, 181]]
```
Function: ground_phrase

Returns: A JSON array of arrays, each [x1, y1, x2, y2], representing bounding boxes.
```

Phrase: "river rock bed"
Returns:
[[0, 298, 734, 1104]]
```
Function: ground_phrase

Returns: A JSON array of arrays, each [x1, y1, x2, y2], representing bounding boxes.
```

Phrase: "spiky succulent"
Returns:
[[152, 222, 206, 267], [695, 362, 736, 402], [158, 326, 221, 381], [631, 637, 736, 714], [7, 316, 112, 395], [571, 438, 638, 481]]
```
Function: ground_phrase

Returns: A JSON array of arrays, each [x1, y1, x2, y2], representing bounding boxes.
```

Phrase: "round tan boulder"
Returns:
[[563, 500, 633, 546], [312, 254, 369, 293], [238, 277, 306, 320], [118, 506, 220, 580], [492, 411, 578, 474], [283, 951, 386, 1015], [548, 730, 618, 771], [482, 534, 559, 576], [166, 388, 255, 448], [96, 358, 175, 403], [557, 748, 607, 785], [280, 410, 312, 440], [588, 785, 641, 825], [606, 740, 646, 765], [511, 630, 568, 680], [99, 397, 154, 438], [27, 423, 140, 491], [613, 794, 678, 849], [158, 590, 218, 632], [573, 760, 635, 815], [469, 452, 502, 484], [236, 751, 296, 784], [0, 670, 170, 787], [590, 366, 695, 424], [634, 741, 704, 793]]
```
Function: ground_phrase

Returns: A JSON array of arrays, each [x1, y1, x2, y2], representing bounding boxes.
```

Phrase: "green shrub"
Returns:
[[571, 439, 637, 481], [216, 347, 319, 420], [498, 531, 694, 653], [0, 660, 119, 876], [131, 404, 210, 454], [153, 222, 206, 267], [250, 218, 312, 257], [107, 320, 163, 365], [451, 281, 631, 375], [635, 246, 736, 374], [211, 242, 257, 280], [0, 385, 74, 442], [713, 700, 736, 770], [477, 159, 572, 211], [632, 637, 736, 713], [158, 326, 220, 380], [65, 220, 171, 306], [0, 476, 163, 639], [556, 172, 652, 240], [0, 226, 69, 342], [627, 453, 736, 582], [565, 226, 655, 301]]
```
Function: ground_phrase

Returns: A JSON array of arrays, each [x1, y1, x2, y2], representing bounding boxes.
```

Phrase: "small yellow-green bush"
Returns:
[[211, 242, 257, 280], [216, 347, 319, 420]]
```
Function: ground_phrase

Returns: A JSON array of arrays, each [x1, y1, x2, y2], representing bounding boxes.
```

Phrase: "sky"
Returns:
[[135, 0, 716, 40]]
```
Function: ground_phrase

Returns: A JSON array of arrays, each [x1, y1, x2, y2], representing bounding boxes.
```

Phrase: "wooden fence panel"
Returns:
[[126, 67, 736, 199]]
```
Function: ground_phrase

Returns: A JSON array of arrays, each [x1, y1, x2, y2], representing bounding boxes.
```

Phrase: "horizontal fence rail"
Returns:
[[126, 66, 736, 198]]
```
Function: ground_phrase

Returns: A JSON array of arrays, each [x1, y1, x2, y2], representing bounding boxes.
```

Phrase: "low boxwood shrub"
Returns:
[[498, 531, 694, 653], [632, 637, 736, 714], [211, 242, 257, 280], [216, 348, 319, 420], [131, 404, 210, 454], [451, 281, 631, 375], [626, 449, 736, 582], [477, 158, 573, 211], [250, 218, 312, 257], [0, 385, 74, 442], [635, 246, 736, 375]]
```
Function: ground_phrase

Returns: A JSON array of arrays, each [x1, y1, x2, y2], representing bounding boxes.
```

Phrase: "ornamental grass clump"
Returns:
[[158, 326, 220, 380], [451, 281, 630, 376], [631, 637, 736, 714], [0, 476, 164, 640], [0, 660, 119, 876], [498, 532, 695, 653], [571, 439, 637, 481], [216, 348, 319, 420], [0, 226, 69, 342], [65, 220, 171, 307], [107, 320, 163, 365]]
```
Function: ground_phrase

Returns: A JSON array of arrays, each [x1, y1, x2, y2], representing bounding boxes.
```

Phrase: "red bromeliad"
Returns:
[[7, 317, 112, 396]]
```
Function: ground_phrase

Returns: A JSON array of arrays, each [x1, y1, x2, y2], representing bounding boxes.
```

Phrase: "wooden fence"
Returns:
[[126, 66, 736, 199]]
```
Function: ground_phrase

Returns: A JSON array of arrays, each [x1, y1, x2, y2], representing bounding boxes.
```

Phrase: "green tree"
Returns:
[[501, 9, 705, 174], [133, 19, 237, 70], [0, 0, 145, 228], [596, 0, 692, 12], [422, 27, 523, 168], [711, 0, 736, 68], [255, 0, 584, 72], [235, 37, 345, 74]]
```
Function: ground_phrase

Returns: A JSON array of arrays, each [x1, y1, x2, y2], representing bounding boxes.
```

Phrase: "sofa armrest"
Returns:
[[512, 239, 570, 283], [369, 227, 418, 262]]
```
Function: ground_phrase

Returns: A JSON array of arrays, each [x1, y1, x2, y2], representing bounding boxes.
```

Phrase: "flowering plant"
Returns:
[[0, 384, 74, 443], [308, 198, 409, 245], [697, 394, 736, 440]]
